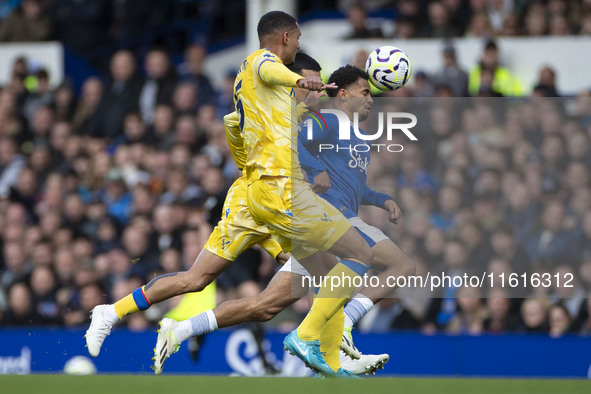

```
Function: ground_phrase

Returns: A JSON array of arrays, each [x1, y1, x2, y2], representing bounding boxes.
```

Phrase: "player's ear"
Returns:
[[281, 31, 289, 46]]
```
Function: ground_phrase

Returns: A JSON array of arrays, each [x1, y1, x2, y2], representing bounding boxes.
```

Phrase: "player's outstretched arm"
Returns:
[[255, 55, 337, 92], [296, 76, 337, 92]]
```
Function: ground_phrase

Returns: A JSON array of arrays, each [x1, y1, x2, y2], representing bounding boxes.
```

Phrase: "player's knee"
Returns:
[[180, 271, 210, 293], [250, 294, 286, 322], [253, 304, 283, 322], [354, 244, 374, 266], [401, 256, 416, 277]]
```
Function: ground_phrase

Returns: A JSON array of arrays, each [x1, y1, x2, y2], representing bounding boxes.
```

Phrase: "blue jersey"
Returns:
[[298, 111, 392, 219]]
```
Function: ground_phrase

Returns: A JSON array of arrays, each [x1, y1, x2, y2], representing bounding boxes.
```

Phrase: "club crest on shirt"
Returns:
[[349, 149, 369, 173]]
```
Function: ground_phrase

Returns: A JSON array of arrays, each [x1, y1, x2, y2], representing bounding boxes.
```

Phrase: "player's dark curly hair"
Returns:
[[286, 51, 322, 74], [257, 11, 298, 40], [326, 65, 369, 97]]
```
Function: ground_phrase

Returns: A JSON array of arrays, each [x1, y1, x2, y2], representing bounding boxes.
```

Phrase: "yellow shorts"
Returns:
[[204, 176, 283, 261], [247, 176, 351, 260]]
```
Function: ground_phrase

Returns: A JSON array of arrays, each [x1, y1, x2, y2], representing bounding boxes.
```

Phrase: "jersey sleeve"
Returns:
[[362, 185, 393, 208], [224, 111, 246, 170], [297, 112, 335, 178], [252, 51, 302, 87], [298, 136, 326, 179]]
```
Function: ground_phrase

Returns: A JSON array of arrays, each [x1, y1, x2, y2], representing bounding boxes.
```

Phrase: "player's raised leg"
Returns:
[[341, 235, 415, 359], [85, 249, 232, 357], [152, 255, 385, 375]]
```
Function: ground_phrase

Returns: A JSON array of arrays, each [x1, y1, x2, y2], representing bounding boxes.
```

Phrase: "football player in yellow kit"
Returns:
[[234, 11, 383, 377]]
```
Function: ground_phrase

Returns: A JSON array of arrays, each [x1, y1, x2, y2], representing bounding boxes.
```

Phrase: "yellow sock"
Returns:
[[319, 304, 344, 372], [297, 261, 367, 341], [113, 286, 151, 319]]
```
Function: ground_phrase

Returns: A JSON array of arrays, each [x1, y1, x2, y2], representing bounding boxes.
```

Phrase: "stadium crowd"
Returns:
[[1, 0, 591, 339]]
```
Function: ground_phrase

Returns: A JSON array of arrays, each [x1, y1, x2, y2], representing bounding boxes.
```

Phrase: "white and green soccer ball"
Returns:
[[365, 46, 412, 91], [63, 355, 97, 375]]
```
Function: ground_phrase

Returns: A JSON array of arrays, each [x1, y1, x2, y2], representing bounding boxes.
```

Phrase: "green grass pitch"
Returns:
[[2, 375, 590, 394]]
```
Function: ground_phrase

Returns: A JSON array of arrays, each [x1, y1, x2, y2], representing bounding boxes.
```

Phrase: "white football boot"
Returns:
[[339, 352, 390, 375], [85, 305, 118, 357], [340, 327, 361, 359], [153, 318, 180, 375]]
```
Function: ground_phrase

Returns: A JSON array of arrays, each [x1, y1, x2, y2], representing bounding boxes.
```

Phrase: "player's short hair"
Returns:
[[257, 11, 298, 40], [286, 52, 321, 74], [326, 65, 369, 97]]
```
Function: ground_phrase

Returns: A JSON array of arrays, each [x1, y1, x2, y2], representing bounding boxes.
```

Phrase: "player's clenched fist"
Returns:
[[297, 76, 337, 92], [385, 199, 402, 224]]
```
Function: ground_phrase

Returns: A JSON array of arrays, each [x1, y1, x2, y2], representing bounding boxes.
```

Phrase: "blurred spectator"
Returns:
[[431, 185, 462, 231], [434, 43, 468, 96], [0, 136, 26, 197], [1, 241, 30, 289], [483, 288, 515, 333], [533, 66, 559, 97], [72, 77, 104, 134], [468, 40, 523, 96], [148, 105, 175, 148], [396, 145, 438, 194], [465, 12, 493, 37], [447, 286, 488, 335], [89, 50, 143, 140], [99, 168, 132, 225], [23, 69, 53, 122], [9, 167, 39, 217], [160, 167, 202, 206], [394, 16, 416, 38], [524, 200, 579, 268], [412, 71, 435, 98], [63, 281, 106, 327], [2, 282, 43, 325], [172, 82, 198, 115], [0, 0, 52, 42], [139, 48, 178, 124], [487, 0, 513, 33], [579, 11, 591, 35], [420, 1, 462, 38], [516, 298, 549, 333], [423, 240, 469, 330], [151, 204, 182, 253], [121, 224, 160, 276], [524, 8, 547, 36], [343, 2, 384, 39], [177, 44, 216, 108], [548, 304, 572, 337], [29, 265, 61, 325], [500, 12, 521, 36], [549, 14, 571, 36], [52, 80, 77, 122]]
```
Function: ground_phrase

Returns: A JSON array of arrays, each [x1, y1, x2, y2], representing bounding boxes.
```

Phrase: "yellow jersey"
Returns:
[[234, 48, 304, 183]]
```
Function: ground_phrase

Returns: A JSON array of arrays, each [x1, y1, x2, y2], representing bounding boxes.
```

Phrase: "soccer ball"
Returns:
[[63, 355, 97, 375], [365, 46, 412, 91]]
